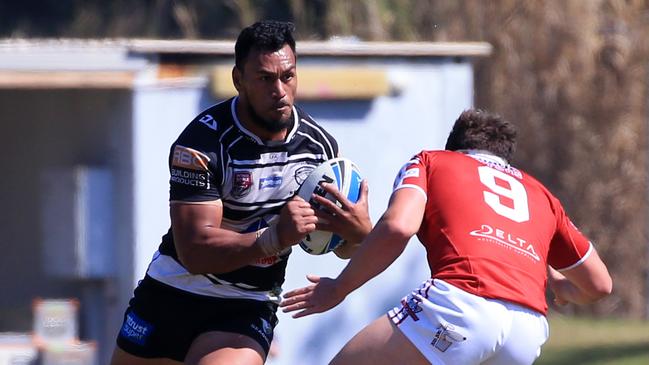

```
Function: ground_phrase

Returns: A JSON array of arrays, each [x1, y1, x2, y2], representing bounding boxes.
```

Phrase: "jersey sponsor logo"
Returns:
[[231, 151, 293, 166], [120, 311, 153, 346], [172, 145, 210, 171], [232, 171, 253, 198], [199, 114, 218, 130], [250, 318, 273, 345], [471, 154, 523, 179], [431, 323, 466, 352], [259, 175, 283, 190], [254, 254, 282, 267], [266, 152, 281, 160], [470, 224, 540, 261], [170, 168, 208, 188]]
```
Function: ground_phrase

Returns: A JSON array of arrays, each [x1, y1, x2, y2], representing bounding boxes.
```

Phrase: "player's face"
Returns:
[[236, 44, 297, 132]]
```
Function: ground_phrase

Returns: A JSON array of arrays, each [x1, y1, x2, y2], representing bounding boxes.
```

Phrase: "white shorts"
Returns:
[[388, 279, 549, 365]]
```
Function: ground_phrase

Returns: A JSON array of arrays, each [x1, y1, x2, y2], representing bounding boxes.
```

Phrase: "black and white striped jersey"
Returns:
[[146, 97, 338, 303]]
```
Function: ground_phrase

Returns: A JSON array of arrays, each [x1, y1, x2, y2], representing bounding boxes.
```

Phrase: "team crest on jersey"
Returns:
[[294, 165, 316, 185], [232, 171, 253, 198], [431, 323, 466, 352]]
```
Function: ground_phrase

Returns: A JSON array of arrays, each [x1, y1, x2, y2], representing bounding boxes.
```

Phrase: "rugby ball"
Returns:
[[297, 157, 363, 255]]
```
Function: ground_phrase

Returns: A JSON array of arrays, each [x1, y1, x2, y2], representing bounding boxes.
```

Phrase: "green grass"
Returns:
[[536, 315, 649, 365]]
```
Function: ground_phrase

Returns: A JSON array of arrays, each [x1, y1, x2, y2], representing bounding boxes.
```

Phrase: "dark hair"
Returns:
[[235, 20, 296, 71], [444, 109, 517, 162]]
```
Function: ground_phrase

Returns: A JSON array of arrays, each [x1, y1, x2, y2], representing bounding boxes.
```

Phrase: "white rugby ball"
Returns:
[[297, 157, 363, 255]]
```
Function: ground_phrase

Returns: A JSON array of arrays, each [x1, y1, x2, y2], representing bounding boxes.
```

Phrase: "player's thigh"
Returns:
[[185, 331, 265, 365], [110, 346, 182, 365], [330, 315, 429, 365]]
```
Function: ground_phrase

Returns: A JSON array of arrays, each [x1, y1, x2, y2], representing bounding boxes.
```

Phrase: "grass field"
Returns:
[[536, 314, 649, 365]]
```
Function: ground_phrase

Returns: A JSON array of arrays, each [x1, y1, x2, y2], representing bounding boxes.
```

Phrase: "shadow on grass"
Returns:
[[538, 342, 649, 365]]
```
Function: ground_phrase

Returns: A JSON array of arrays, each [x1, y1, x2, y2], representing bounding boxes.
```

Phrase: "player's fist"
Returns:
[[276, 196, 317, 248]]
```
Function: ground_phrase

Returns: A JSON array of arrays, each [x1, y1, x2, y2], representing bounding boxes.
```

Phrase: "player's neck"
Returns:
[[241, 117, 288, 142], [235, 99, 289, 142], [458, 149, 508, 165]]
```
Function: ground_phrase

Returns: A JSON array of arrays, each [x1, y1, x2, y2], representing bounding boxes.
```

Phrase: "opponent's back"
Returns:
[[393, 150, 591, 314]]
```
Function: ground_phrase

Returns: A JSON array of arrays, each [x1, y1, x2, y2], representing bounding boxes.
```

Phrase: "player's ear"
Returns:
[[232, 66, 242, 92]]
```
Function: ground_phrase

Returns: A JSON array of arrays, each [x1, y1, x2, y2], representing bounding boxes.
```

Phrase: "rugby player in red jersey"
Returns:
[[281, 109, 612, 365]]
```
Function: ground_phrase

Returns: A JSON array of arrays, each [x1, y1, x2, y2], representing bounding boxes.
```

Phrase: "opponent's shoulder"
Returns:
[[520, 170, 563, 206], [409, 149, 456, 158], [409, 149, 453, 165]]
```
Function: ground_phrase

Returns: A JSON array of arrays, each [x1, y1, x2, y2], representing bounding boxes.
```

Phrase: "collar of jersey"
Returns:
[[459, 149, 508, 166], [230, 96, 299, 146]]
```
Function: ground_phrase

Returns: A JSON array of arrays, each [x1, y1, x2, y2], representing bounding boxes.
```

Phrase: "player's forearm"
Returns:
[[335, 218, 409, 297], [176, 228, 272, 274], [551, 278, 601, 305], [549, 268, 611, 305], [333, 241, 360, 259], [548, 252, 612, 305]]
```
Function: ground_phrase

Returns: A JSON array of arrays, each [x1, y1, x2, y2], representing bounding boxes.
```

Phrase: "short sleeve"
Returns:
[[169, 143, 221, 202], [547, 201, 593, 271], [392, 152, 428, 200]]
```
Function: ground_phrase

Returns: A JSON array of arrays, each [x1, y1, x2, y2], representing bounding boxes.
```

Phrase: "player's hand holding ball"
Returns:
[[311, 180, 370, 258], [275, 196, 318, 250], [296, 158, 370, 256]]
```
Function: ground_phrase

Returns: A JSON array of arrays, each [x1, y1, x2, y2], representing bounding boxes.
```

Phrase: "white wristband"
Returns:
[[256, 225, 282, 256]]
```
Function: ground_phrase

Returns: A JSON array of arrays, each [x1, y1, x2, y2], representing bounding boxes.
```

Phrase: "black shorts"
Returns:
[[116, 275, 278, 362]]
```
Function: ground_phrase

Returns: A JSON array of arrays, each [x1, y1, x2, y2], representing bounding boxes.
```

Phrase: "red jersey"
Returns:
[[393, 150, 592, 314]]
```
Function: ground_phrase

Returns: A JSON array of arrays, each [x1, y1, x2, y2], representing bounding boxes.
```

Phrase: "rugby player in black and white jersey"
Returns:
[[110, 20, 371, 365]]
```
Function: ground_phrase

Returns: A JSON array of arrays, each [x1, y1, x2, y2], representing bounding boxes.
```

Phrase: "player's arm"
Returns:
[[548, 248, 612, 305], [546, 199, 613, 306], [337, 187, 424, 290], [311, 180, 372, 259], [172, 197, 317, 274], [280, 187, 425, 317], [332, 240, 360, 260]]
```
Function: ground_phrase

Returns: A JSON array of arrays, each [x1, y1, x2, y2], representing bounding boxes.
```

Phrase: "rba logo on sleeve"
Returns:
[[171, 145, 211, 188], [172, 145, 210, 171]]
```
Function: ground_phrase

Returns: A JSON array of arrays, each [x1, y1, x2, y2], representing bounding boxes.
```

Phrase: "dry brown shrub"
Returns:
[[431, 0, 649, 318]]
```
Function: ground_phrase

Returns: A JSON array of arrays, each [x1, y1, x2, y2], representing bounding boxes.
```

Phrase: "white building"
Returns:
[[0, 39, 490, 365]]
